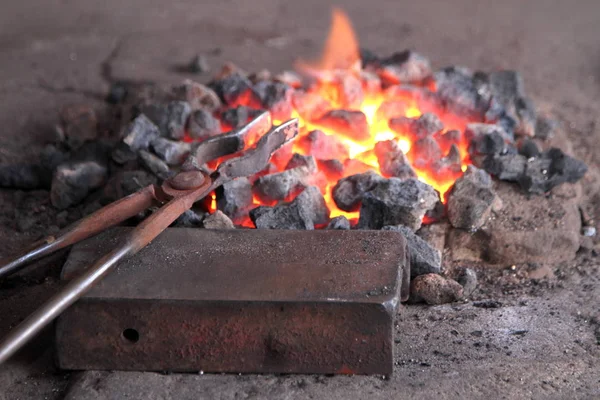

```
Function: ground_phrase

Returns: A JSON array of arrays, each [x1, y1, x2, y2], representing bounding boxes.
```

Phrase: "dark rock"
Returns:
[[431, 144, 462, 178], [216, 177, 253, 219], [374, 140, 416, 179], [173, 80, 221, 111], [51, 161, 108, 209], [209, 71, 256, 106], [58, 104, 98, 149], [410, 274, 464, 305], [518, 138, 541, 158], [141, 101, 191, 140], [465, 123, 512, 158], [455, 268, 478, 297], [220, 106, 263, 129], [519, 148, 587, 194], [274, 70, 303, 88], [515, 97, 536, 137], [483, 153, 527, 181], [187, 109, 221, 140], [188, 54, 210, 74], [111, 142, 138, 164], [0, 164, 52, 190], [535, 115, 557, 139], [252, 166, 314, 203], [434, 129, 462, 154], [314, 110, 370, 142], [382, 225, 441, 278], [332, 171, 384, 212], [433, 67, 491, 119], [327, 216, 351, 230], [172, 209, 205, 227], [389, 113, 443, 141], [358, 178, 439, 231], [330, 72, 364, 109], [285, 154, 317, 172], [296, 130, 349, 161], [114, 170, 157, 198], [138, 150, 172, 180], [150, 137, 191, 166], [203, 210, 235, 229], [250, 186, 329, 230], [376, 50, 432, 84], [317, 159, 345, 181], [121, 114, 160, 152], [360, 48, 380, 68], [447, 166, 501, 231], [472, 299, 502, 309], [253, 81, 293, 121]]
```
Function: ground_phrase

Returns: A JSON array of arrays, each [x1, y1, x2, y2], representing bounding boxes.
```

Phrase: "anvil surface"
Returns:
[[55, 228, 409, 375]]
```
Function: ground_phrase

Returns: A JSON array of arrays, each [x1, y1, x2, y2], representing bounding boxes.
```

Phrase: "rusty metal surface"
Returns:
[[56, 228, 409, 375]]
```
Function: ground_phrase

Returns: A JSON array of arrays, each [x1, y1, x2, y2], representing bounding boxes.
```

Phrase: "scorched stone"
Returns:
[[332, 171, 384, 212], [382, 225, 441, 278], [216, 177, 253, 219], [187, 109, 221, 140]]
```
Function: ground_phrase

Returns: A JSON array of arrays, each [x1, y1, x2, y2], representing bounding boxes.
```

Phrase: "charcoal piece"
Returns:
[[203, 210, 235, 229], [121, 114, 160, 153], [332, 72, 364, 109], [315, 110, 370, 142], [150, 137, 191, 166], [106, 81, 128, 104], [433, 67, 491, 119], [358, 178, 439, 231], [220, 106, 263, 129], [297, 130, 349, 161], [431, 144, 462, 178], [115, 170, 157, 198], [188, 54, 210, 74], [216, 177, 252, 219], [455, 268, 478, 297], [375, 101, 408, 121], [377, 50, 432, 84], [274, 70, 303, 88], [173, 80, 221, 111], [139, 150, 172, 180], [360, 48, 380, 69], [465, 123, 512, 157], [285, 154, 317, 172], [534, 115, 557, 140], [252, 166, 313, 203], [253, 81, 292, 120], [111, 142, 138, 164], [41, 144, 69, 170], [434, 129, 462, 154], [488, 70, 524, 108], [249, 69, 271, 83], [187, 109, 221, 140], [209, 71, 255, 106], [250, 186, 329, 230], [58, 104, 97, 149], [518, 138, 541, 158], [51, 161, 108, 210], [317, 159, 344, 181], [327, 216, 351, 230], [515, 97, 536, 137], [447, 166, 501, 231], [408, 137, 443, 168], [374, 140, 416, 179], [382, 225, 441, 277], [332, 171, 385, 212], [410, 274, 464, 305], [359, 70, 381, 98], [519, 148, 588, 194], [483, 153, 527, 181], [389, 113, 443, 141], [291, 90, 330, 121], [0, 164, 51, 190], [172, 209, 205, 227], [141, 101, 191, 140]]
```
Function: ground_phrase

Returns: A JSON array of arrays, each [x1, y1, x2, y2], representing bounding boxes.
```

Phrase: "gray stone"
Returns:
[[389, 112, 443, 141], [252, 166, 313, 203], [377, 50, 432, 84], [518, 148, 587, 194], [410, 273, 464, 305], [408, 136, 442, 169], [203, 210, 235, 229], [216, 177, 253, 219], [121, 114, 160, 152], [150, 137, 191, 166], [173, 80, 221, 111], [50, 161, 108, 209], [382, 225, 441, 278], [447, 166, 501, 231], [456, 268, 478, 297], [327, 216, 351, 230], [297, 129, 349, 161], [358, 178, 439, 231], [433, 67, 491, 119], [465, 123, 512, 157], [250, 186, 329, 230], [172, 209, 205, 227], [141, 101, 191, 140], [187, 109, 221, 140], [285, 154, 317, 172], [483, 153, 527, 181], [332, 171, 384, 212], [138, 150, 172, 180]]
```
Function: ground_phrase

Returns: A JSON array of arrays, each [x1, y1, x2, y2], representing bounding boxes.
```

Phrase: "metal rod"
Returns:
[[0, 185, 158, 279]]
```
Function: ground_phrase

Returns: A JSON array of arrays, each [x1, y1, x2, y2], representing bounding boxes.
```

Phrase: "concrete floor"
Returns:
[[1, 1, 600, 399]]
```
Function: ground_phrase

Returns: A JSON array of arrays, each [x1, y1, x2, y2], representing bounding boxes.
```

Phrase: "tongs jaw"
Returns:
[[0, 115, 299, 364]]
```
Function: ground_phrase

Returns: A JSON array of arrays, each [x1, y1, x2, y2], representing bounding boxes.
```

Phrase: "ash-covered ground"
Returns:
[[1, 1, 599, 399]]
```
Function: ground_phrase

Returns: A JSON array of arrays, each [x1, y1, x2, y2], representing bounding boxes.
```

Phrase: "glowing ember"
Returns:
[[197, 8, 476, 225]]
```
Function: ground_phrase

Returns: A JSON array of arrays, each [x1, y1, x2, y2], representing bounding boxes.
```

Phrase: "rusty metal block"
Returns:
[[55, 228, 409, 375]]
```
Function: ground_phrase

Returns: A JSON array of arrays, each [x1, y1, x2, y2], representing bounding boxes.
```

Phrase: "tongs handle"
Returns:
[[0, 185, 159, 280], [0, 182, 213, 364]]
